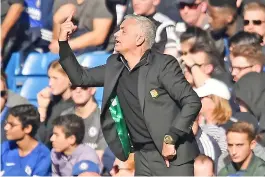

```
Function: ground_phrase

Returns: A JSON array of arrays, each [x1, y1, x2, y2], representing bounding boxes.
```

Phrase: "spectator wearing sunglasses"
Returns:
[[1, 71, 29, 143], [178, 0, 209, 29], [243, 2, 265, 46], [1, 104, 51, 176], [61, 85, 107, 160]]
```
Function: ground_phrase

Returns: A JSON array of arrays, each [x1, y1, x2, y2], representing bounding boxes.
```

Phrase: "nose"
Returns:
[[231, 146, 237, 155], [49, 79, 53, 87], [231, 68, 238, 76], [4, 124, 10, 131], [50, 134, 54, 142], [114, 30, 120, 38]]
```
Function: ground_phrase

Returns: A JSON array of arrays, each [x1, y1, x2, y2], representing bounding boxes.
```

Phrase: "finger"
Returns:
[[66, 10, 75, 22], [165, 159, 170, 168]]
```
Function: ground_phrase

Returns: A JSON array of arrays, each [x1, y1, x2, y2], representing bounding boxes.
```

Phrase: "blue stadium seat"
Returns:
[[81, 52, 110, 67], [20, 77, 49, 107], [95, 87, 103, 107], [5, 53, 21, 89], [21, 52, 59, 75]]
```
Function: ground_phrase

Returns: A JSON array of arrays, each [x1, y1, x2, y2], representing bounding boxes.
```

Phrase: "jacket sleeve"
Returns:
[[59, 41, 105, 87], [159, 55, 201, 135]]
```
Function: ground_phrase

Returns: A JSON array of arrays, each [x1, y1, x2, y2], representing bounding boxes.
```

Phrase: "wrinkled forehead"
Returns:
[[120, 18, 140, 31]]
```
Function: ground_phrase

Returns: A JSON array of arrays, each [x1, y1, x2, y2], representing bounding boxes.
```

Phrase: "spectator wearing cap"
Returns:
[[243, 2, 265, 46], [194, 78, 232, 152], [37, 60, 74, 148], [218, 121, 265, 176], [72, 160, 100, 176], [194, 154, 215, 176], [1, 104, 51, 176], [50, 114, 101, 176], [217, 112, 265, 173], [234, 72, 265, 146], [180, 26, 232, 88], [61, 84, 107, 159]]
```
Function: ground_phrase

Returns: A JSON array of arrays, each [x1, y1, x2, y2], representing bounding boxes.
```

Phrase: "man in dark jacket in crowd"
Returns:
[[234, 72, 265, 146]]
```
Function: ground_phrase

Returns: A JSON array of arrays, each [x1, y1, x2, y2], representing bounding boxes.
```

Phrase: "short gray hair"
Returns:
[[124, 14, 156, 49]]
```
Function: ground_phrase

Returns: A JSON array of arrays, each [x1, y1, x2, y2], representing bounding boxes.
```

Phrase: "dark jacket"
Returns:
[[234, 72, 265, 145], [58, 41, 202, 165], [218, 154, 265, 176]]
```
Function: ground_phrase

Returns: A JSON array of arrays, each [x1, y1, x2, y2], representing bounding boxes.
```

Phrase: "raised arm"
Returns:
[[58, 12, 105, 87]]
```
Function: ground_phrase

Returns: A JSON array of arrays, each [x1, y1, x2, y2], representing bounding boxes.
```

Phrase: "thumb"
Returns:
[[66, 10, 75, 22], [165, 159, 170, 168]]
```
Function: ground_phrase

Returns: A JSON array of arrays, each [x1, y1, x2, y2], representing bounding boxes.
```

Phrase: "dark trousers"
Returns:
[[134, 149, 194, 176]]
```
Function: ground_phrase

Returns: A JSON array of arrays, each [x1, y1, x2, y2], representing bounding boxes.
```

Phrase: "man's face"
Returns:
[[227, 132, 256, 163], [208, 6, 230, 32], [132, 0, 159, 16], [114, 18, 140, 54], [50, 126, 73, 153], [48, 69, 70, 96], [244, 10, 265, 39], [230, 56, 255, 82], [71, 87, 95, 105], [4, 115, 25, 140], [179, 0, 204, 26], [0, 80, 7, 112]]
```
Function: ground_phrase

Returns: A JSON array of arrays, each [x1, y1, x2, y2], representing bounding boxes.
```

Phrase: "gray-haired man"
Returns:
[[58, 13, 201, 175]]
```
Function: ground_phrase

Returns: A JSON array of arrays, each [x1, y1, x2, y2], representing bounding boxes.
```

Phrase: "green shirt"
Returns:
[[218, 153, 265, 176]]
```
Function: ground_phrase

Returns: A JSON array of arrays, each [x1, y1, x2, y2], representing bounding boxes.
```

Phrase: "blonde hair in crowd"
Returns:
[[210, 95, 232, 125]]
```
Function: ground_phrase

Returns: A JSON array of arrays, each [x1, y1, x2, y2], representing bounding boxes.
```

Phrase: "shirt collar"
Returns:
[[228, 152, 257, 173], [120, 49, 151, 71]]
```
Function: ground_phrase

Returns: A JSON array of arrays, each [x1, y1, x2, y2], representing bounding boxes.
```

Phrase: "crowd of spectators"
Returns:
[[1, 0, 265, 176]]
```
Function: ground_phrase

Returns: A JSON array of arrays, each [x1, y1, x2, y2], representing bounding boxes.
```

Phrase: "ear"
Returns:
[[89, 87, 97, 96], [23, 125, 33, 135], [153, 0, 160, 6], [200, 2, 208, 13], [250, 139, 256, 150], [252, 64, 262, 73], [136, 34, 145, 46], [68, 135, 77, 145], [226, 13, 234, 24], [204, 64, 214, 75]]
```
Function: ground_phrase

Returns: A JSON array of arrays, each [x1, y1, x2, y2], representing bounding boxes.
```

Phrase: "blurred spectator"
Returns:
[[1, 104, 51, 176], [72, 160, 100, 176], [51, 0, 114, 54], [218, 121, 265, 176], [217, 112, 265, 173], [194, 154, 215, 176], [230, 43, 264, 82], [243, 2, 265, 45], [1, 0, 24, 66], [131, 0, 176, 53], [101, 147, 116, 175], [208, 0, 242, 38], [192, 116, 221, 164], [179, 27, 231, 88], [50, 114, 101, 176], [37, 60, 74, 147], [110, 153, 135, 176], [234, 72, 265, 146], [207, 0, 243, 64], [178, 0, 208, 29], [229, 31, 264, 49], [194, 78, 232, 152], [1, 71, 29, 143], [61, 85, 107, 158]]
